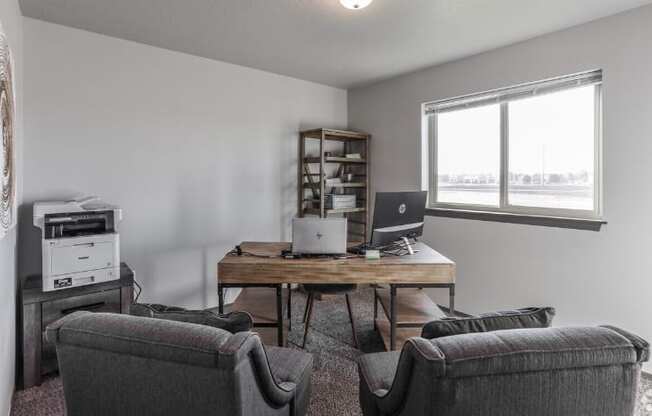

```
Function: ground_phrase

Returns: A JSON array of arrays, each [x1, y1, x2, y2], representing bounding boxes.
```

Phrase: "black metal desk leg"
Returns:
[[449, 284, 455, 317], [373, 287, 378, 330], [218, 285, 224, 314], [276, 285, 284, 346], [287, 284, 292, 331], [390, 284, 397, 351]]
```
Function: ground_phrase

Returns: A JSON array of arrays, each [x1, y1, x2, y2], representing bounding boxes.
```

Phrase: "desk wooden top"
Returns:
[[218, 242, 455, 285]]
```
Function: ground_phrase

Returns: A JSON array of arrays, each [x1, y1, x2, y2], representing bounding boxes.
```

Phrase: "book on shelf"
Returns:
[[325, 177, 343, 186]]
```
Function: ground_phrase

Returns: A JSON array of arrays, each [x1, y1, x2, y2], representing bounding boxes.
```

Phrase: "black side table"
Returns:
[[18, 263, 134, 389]]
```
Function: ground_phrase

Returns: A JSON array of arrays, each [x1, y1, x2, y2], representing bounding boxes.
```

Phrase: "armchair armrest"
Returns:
[[45, 310, 92, 344], [421, 306, 555, 339], [219, 332, 297, 407], [358, 337, 445, 416], [602, 325, 650, 362]]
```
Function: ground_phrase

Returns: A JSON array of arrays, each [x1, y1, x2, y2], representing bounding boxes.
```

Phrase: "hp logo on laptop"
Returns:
[[398, 203, 407, 215]]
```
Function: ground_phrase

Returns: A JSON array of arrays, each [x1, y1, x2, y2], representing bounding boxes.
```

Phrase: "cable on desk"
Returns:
[[377, 239, 419, 257], [227, 245, 282, 258]]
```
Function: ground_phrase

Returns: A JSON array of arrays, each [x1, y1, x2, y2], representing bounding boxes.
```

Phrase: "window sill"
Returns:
[[425, 208, 606, 231]]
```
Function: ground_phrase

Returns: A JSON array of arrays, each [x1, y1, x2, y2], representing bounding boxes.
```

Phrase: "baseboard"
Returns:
[[5, 386, 13, 416]]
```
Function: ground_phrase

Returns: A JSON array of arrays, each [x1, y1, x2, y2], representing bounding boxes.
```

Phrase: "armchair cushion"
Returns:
[[421, 306, 555, 339], [130, 303, 253, 333]]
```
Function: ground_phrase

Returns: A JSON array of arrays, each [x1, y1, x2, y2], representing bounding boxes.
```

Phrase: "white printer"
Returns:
[[33, 196, 122, 292]]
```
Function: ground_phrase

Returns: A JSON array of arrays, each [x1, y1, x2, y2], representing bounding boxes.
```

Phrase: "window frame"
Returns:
[[424, 72, 604, 225]]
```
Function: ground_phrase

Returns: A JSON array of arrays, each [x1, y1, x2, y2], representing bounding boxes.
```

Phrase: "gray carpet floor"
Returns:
[[11, 288, 652, 415]]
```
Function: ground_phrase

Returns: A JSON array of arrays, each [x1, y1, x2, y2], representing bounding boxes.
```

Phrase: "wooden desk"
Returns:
[[218, 242, 455, 350]]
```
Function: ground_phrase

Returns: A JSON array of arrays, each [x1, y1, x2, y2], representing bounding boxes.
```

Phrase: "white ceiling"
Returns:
[[19, 0, 652, 88]]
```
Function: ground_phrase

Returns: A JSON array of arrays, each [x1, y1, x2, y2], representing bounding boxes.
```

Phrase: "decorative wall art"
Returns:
[[0, 22, 15, 240]]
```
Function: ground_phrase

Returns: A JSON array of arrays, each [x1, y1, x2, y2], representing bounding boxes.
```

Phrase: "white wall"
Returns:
[[21, 18, 347, 309], [349, 5, 652, 371], [0, 0, 21, 412]]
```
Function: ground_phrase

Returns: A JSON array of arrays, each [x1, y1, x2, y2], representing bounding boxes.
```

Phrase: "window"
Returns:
[[424, 70, 603, 224]]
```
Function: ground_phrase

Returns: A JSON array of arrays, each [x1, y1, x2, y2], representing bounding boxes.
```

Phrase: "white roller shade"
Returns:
[[424, 70, 602, 115]]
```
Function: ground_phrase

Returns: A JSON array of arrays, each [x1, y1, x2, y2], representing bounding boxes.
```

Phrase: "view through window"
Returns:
[[437, 104, 501, 206], [508, 86, 595, 210], [426, 71, 602, 218]]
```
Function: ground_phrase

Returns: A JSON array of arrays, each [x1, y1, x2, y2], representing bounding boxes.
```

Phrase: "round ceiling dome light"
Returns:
[[339, 0, 373, 10]]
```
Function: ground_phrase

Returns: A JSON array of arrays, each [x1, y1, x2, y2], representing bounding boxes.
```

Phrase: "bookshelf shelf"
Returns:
[[304, 207, 367, 216], [304, 157, 367, 164], [302, 182, 366, 189]]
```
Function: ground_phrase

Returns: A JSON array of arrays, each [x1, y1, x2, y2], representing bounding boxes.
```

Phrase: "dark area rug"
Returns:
[[11, 288, 652, 415]]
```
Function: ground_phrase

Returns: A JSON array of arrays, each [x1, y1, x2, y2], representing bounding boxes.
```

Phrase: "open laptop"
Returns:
[[292, 217, 347, 255]]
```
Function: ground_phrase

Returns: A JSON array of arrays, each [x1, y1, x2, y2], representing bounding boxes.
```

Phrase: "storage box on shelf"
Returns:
[[326, 194, 356, 210]]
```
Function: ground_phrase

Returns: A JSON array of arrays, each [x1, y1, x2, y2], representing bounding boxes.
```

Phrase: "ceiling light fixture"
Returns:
[[339, 0, 373, 10]]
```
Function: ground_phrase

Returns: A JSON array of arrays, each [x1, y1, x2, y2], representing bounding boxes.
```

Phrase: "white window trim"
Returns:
[[424, 70, 604, 223]]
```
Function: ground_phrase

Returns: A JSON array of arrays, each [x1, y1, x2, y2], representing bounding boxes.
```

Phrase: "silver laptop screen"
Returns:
[[292, 218, 347, 255]]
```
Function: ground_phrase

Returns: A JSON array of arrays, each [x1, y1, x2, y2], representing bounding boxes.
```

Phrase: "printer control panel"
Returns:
[[54, 278, 73, 289]]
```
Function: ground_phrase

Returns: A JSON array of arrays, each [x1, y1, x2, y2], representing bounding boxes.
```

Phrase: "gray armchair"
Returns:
[[358, 326, 649, 416], [46, 311, 313, 416]]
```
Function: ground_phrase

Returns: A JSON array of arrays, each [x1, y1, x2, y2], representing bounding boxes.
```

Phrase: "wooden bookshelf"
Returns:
[[298, 128, 370, 243]]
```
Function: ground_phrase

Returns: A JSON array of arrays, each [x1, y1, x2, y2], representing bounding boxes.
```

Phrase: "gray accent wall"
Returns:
[[349, 5, 652, 371], [0, 0, 21, 413], [21, 19, 347, 309]]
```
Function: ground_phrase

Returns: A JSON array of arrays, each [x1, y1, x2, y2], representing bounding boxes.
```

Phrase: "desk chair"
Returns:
[[301, 284, 359, 349]]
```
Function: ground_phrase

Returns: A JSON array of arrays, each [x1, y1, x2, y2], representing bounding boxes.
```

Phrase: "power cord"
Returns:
[[375, 238, 419, 257], [133, 273, 143, 303], [228, 245, 282, 258]]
